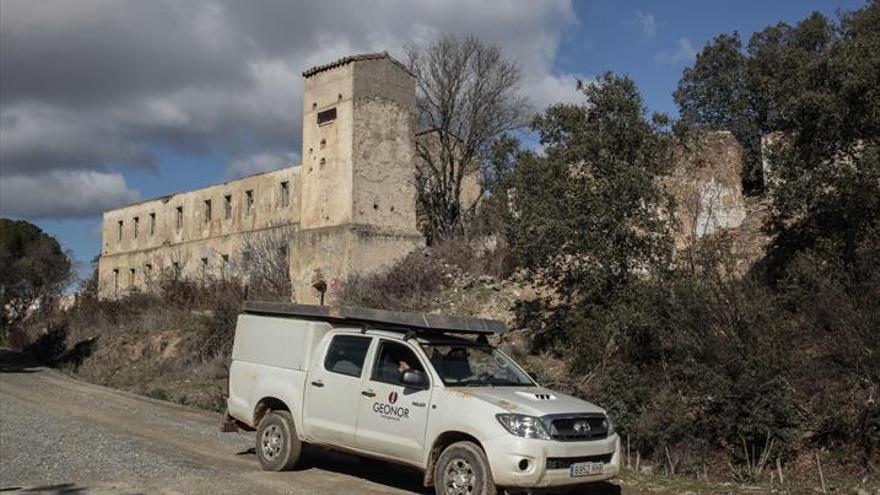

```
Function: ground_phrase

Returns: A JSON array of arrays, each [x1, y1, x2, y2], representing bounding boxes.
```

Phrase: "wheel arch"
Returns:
[[423, 430, 486, 487], [253, 396, 291, 427]]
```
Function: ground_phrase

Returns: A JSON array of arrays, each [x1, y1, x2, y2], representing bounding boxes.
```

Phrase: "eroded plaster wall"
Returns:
[[350, 58, 420, 233], [667, 130, 748, 249], [99, 167, 301, 296]]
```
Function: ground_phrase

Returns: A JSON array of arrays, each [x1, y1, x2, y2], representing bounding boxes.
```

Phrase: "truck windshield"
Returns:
[[421, 344, 534, 387]]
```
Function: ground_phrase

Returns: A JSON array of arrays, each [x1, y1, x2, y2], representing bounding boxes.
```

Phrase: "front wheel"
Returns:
[[434, 441, 496, 495], [255, 410, 301, 471]]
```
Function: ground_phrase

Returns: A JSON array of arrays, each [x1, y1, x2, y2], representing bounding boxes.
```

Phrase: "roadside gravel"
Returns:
[[0, 350, 423, 494]]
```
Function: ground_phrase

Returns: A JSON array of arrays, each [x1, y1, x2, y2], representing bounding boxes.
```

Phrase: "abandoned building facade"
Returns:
[[98, 53, 424, 303]]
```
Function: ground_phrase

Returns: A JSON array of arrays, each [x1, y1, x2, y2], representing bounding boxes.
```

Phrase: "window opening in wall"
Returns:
[[113, 269, 119, 292], [280, 181, 290, 208], [149, 213, 156, 235], [133, 217, 139, 238], [145, 263, 152, 273], [176, 206, 183, 229], [172, 261, 180, 275], [117, 220, 123, 242], [129, 268, 135, 286], [221, 254, 230, 279], [201, 257, 209, 281], [246, 190, 254, 214], [319, 157, 326, 167], [204, 200, 212, 223], [317, 107, 336, 125], [224, 195, 232, 220], [319, 138, 326, 149]]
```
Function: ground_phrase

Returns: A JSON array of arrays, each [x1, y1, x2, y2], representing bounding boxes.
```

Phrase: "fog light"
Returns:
[[518, 459, 530, 471]]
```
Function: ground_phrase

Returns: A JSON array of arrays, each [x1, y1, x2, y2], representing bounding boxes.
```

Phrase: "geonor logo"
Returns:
[[388, 391, 398, 404]]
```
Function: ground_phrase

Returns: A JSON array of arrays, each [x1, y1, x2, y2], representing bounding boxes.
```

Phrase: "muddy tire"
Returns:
[[434, 441, 496, 495], [255, 410, 301, 471]]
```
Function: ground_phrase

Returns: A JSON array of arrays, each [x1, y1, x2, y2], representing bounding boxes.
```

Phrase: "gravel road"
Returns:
[[0, 349, 426, 494]]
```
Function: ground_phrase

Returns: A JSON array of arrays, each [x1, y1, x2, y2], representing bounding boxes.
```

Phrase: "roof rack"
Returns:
[[242, 301, 507, 335]]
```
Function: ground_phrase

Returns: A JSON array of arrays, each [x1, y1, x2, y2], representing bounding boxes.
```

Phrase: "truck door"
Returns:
[[303, 334, 373, 447], [355, 339, 432, 464]]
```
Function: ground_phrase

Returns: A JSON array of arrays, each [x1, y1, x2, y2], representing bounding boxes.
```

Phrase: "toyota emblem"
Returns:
[[572, 420, 591, 433]]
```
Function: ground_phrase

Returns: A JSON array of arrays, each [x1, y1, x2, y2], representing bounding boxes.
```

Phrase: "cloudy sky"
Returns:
[[0, 0, 863, 278]]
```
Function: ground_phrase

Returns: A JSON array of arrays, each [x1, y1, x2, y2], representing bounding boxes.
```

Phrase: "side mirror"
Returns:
[[401, 370, 428, 389]]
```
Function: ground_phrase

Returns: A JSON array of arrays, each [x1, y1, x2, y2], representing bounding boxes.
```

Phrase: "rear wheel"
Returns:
[[434, 441, 496, 495], [255, 410, 301, 471]]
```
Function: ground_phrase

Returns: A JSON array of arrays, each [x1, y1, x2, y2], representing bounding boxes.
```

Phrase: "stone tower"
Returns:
[[291, 53, 424, 303]]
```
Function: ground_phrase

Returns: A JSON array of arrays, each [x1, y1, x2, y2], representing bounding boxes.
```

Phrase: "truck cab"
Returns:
[[226, 302, 620, 494]]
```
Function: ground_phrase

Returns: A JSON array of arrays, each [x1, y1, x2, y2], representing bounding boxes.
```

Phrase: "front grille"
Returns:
[[546, 453, 614, 470], [548, 414, 608, 441]]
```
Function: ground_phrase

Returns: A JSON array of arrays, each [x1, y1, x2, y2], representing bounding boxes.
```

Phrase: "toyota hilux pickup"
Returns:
[[224, 301, 620, 494]]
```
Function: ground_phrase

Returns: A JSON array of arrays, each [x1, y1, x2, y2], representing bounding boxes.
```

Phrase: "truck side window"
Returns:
[[324, 335, 371, 378], [371, 341, 426, 386]]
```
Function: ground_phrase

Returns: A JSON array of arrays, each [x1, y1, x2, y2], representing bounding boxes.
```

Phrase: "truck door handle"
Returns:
[[310, 381, 324, 387], [361, 390, 376, 397]]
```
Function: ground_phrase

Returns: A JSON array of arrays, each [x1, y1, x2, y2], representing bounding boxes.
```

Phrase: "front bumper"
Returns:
[[483, 433, 620, 488]]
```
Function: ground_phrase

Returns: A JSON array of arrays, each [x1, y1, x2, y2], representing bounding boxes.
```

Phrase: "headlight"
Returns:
[[496, 414, 550, 439], [605, 415, 615, 434]]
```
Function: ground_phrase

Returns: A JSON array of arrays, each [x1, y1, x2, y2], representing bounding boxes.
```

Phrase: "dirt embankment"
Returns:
[[71, 328, 229, 412]]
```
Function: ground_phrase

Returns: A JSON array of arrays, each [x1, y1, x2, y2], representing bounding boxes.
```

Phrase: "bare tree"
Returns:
[[239, 227, 293, 301], [408, 35, 529, 241]]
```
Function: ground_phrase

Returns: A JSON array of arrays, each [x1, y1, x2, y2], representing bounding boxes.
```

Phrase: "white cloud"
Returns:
[[229, 151, 299, 178], [524, 72, 586, 110], [634, 10, 657, 37], [655, 37, 697, 64], [0, 171, 140, 218], [0, 0, 579, 217]]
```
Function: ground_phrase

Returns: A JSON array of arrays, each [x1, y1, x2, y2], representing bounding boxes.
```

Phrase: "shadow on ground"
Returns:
[[0, 349, 41, 374], [0, 483, 89, 494], [237, 444, 620, 495]]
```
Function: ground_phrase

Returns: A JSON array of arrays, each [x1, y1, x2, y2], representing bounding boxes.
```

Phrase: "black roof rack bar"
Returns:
[[242, 301, 507, 335]]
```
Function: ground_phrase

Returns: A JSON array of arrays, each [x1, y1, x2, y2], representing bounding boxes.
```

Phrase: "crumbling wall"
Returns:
[[666, 130, 748, 250]]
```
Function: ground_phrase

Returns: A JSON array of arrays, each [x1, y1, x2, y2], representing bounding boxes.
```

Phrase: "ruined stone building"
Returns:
[[99, 52, 757, 303], [98, 53, 424, 303]]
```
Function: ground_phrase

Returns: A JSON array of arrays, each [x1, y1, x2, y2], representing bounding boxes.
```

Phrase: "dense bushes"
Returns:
[[503, 231, 879, 473]]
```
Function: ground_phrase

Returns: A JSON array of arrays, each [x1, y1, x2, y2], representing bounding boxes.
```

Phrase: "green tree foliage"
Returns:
[[505, 5, 880, 463], [508, 73, 674, 303], [0, 219, 72, 338], [675, 3, 879, 279], [765, 4, 880, 277], [674, 11, 840, 193]]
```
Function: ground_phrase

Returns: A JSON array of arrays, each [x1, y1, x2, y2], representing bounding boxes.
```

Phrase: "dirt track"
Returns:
[[0, 349, 432, 494]]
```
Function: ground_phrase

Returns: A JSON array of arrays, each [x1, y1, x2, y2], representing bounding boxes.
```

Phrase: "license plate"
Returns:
[[570, 461, 604, 477]]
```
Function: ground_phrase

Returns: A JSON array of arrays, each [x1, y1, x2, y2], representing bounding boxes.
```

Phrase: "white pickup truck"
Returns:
[[224, 302, 620, 494]]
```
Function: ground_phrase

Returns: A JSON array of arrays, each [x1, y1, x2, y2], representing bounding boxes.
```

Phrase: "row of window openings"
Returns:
[[116, 183, 290, 242], [111, 255, 231, 290]]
